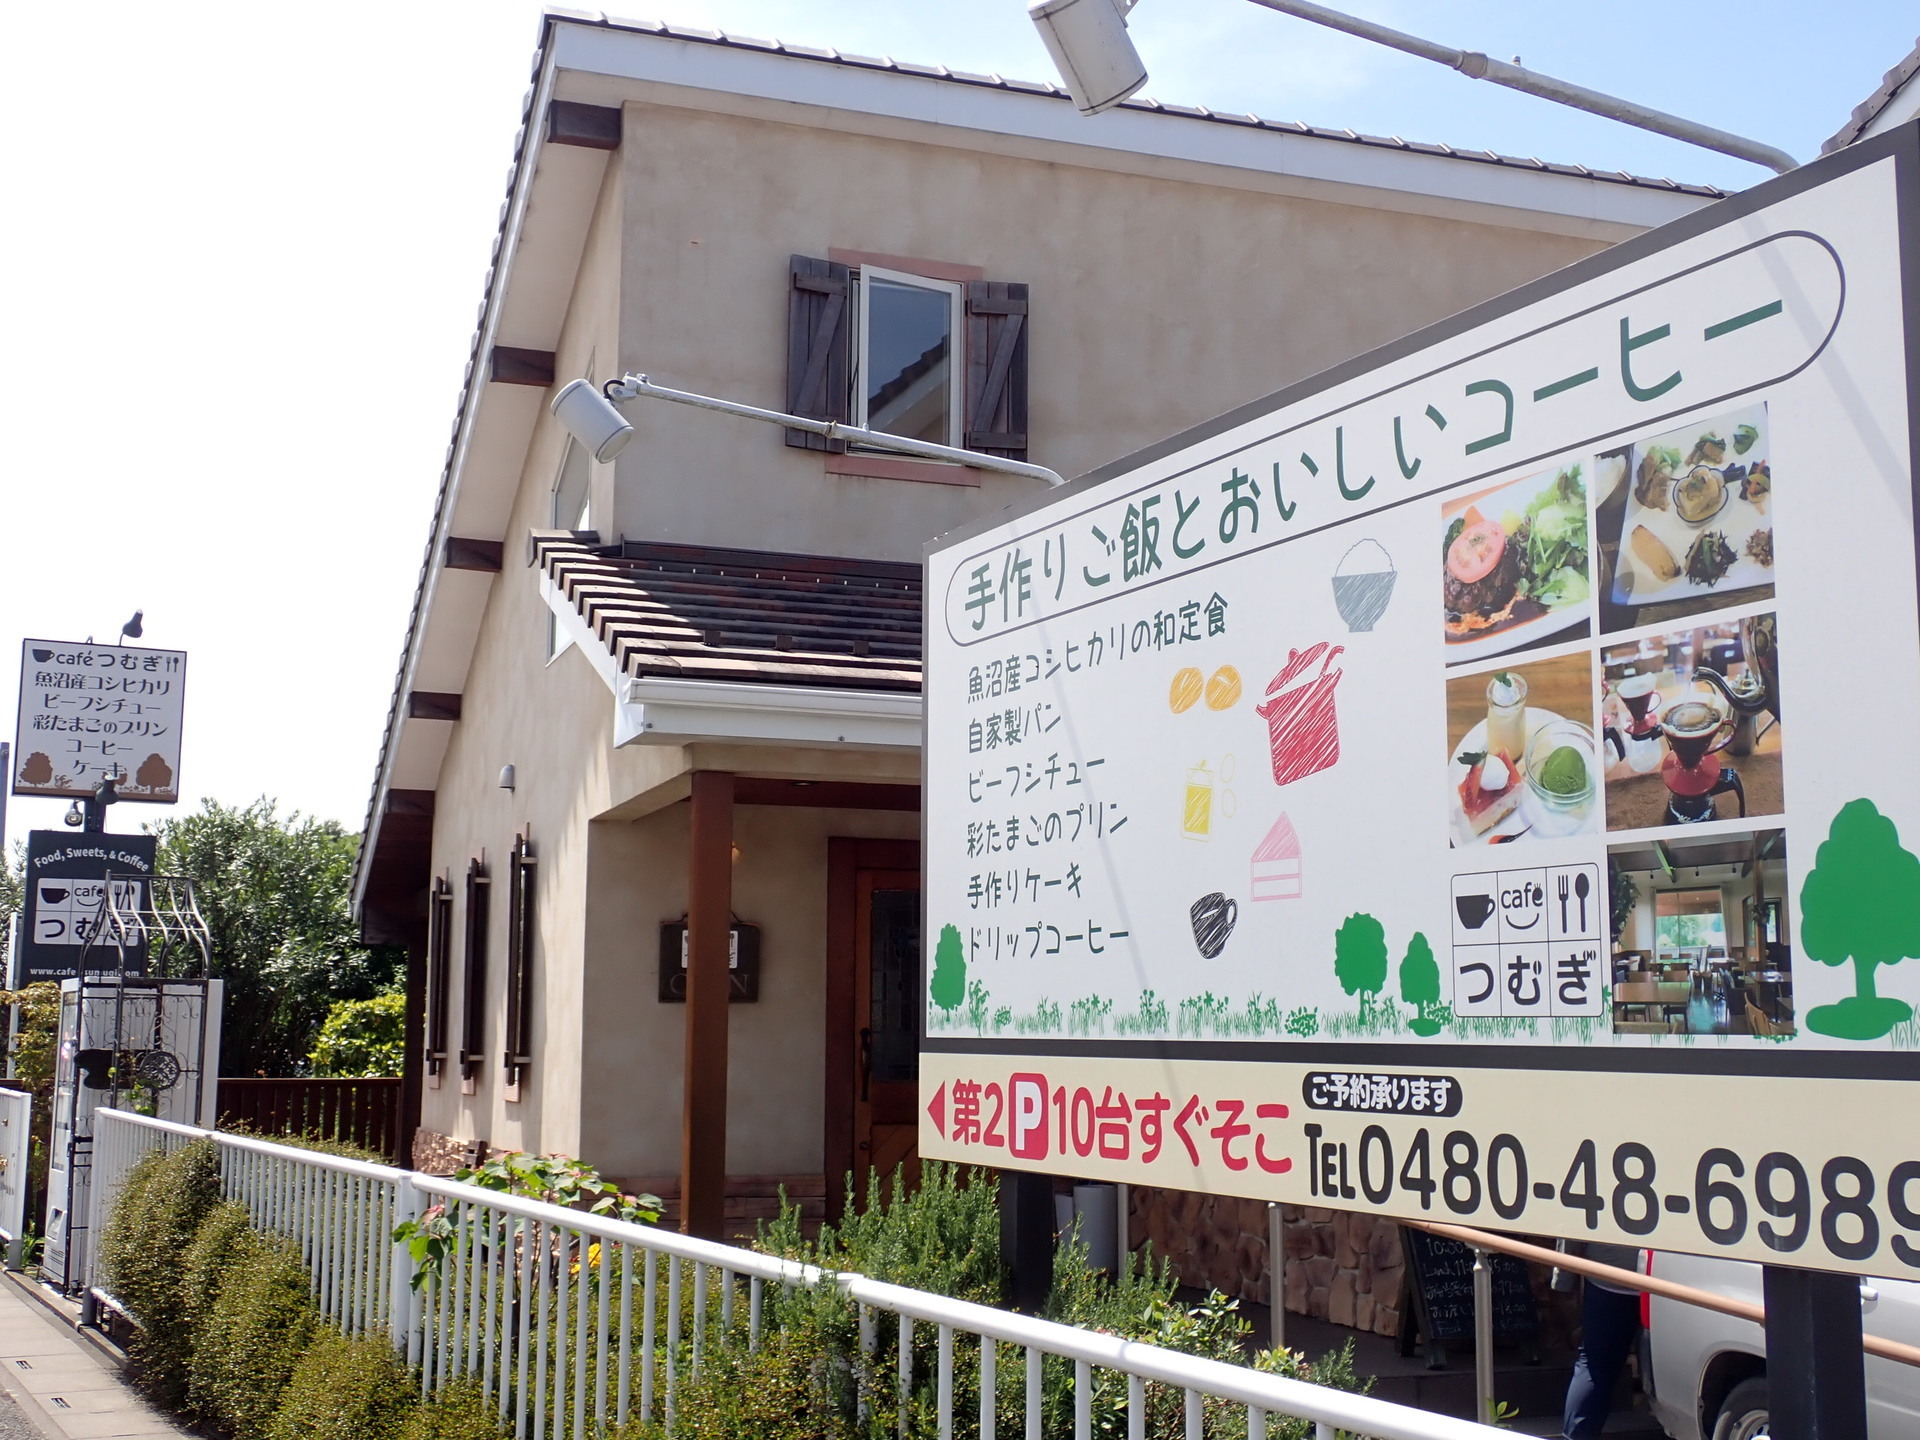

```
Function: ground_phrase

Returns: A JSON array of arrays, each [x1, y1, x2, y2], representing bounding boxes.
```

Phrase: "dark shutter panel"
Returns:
[[786, 255, 852, 451], [425, 877, 452, 1077], [965, 281, 1030, 459], [459, 857, 490, 1083], [502, 834, 537, 1087]]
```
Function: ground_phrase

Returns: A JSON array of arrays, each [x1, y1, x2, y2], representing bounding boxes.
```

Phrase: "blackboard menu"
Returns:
[[1404, 1229, 1539, 1342]]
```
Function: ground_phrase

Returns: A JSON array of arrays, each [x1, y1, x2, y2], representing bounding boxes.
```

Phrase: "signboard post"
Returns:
[[923, 113, 1920, 1347], [12, 641, 186, 805]]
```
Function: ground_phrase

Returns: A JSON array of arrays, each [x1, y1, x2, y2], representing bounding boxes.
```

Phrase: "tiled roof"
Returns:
[[558, 9, 1726, 199], [533, 531, 922, 692], [1823, 36, 1920, 154]]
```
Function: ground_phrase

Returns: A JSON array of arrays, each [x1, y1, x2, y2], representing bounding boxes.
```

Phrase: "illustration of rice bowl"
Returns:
[[1331, 539, 1396, 631]]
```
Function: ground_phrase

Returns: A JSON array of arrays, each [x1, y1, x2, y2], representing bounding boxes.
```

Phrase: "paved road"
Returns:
[[0, 1277, 187, 1438]]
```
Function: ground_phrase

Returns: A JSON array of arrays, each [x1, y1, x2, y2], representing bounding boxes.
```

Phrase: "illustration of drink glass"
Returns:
[[1183, 758, 1235, 840]]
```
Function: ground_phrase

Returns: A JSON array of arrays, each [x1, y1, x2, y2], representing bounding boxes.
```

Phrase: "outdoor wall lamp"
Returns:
[[1029, 0, 1798, 174], [550, 374, 1067, 487]]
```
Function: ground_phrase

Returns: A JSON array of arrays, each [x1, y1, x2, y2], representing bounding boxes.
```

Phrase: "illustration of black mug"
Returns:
[[1190, 892, 1238, 958]]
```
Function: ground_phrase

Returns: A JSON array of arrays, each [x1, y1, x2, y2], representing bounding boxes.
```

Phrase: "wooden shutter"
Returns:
[[786, 255, 852, 451], [424, 877, 453, 1077], [502, 834, 537, 1087], [459, 857, 490, 1082], [965, 281, 1030, 459]]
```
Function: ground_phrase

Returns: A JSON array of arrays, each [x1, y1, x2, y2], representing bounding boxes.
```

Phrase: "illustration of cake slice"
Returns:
[[1250, 813, 1303, 901]]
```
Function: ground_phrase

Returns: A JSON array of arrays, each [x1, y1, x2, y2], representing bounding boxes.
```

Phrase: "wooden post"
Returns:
[[681, 771, 734, 1238]]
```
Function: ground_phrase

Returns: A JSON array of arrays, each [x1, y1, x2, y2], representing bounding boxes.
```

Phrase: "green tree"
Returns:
[[1333, 912, 1388, 1017], [308, 991, 405, 1077], [929, 923, 966, 1017], [152, 799, 402, 1075], [1399, 931, 1443, 1036], [1801, 797, 1920, 1039]]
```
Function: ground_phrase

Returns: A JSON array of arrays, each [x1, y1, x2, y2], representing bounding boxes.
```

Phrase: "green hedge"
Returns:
[[99, 1146, 1370, 1440]]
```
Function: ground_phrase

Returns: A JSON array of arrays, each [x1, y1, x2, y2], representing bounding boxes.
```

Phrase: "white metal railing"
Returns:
[[89, 1108, 403, 1336], [0, 1087, 31, 1257], [90, 1110, 1503, 1440]]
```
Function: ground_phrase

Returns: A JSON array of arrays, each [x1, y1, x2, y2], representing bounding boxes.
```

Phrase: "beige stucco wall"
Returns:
[[418, 89, 1646, 1176], [609, 101, 1611, 561], [577, 801, 920, 1181]]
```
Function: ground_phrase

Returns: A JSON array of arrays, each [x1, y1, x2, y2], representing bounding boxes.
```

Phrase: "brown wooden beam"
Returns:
[[682, 771, 734, 1239], [548, 100, 622, 150], [444, 536, 505, 572], [733, 778, 919, 812], [407, 691, 463, 722], [490, 346, 557, 387]]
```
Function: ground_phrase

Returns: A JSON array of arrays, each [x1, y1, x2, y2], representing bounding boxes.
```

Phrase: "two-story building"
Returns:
[[351, 7, 1718, 1301]]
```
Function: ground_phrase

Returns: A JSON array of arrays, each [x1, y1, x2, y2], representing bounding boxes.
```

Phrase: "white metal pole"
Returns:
[[1243, 0, 1797, 174], [608, 374, 1068, 487]]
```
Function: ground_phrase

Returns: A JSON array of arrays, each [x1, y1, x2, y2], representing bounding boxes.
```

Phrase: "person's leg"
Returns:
[[1562, 1284, 1642, 1438]]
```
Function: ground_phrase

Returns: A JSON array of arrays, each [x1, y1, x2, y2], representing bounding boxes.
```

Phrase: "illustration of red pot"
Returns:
[[1256, 642, 1344, 787]]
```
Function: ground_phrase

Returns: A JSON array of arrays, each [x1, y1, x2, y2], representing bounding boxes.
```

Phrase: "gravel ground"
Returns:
[[0, 1390, 42, 1440]]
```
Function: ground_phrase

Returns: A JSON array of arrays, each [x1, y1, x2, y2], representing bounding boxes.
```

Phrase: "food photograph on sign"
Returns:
[[924, 143, 1920, 1274], [1445, 650, 1600, 847]]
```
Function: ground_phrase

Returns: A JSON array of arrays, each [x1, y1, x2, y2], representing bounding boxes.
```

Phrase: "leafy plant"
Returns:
[[308, 991, 405, 1077], [95, 1139, 223, 1406], [188, 1229, 319, 1437], [269, 1329, 416, 1440], [457, 1150, 662, 1224]]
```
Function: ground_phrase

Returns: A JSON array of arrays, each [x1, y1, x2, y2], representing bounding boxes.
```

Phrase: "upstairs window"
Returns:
[[787, 255, 1029, 465], [857, 267, 962, 447]]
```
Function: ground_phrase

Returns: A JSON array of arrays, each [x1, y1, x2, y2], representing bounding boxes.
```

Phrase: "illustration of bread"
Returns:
[[1204, 666, 1242, 711], [1168, 667, 1204, 714]]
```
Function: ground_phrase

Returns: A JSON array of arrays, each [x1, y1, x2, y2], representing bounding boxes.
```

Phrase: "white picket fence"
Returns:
[[89, 1108, 1503, 1440]]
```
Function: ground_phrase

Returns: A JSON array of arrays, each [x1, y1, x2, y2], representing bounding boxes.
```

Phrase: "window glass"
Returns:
[[868, 888, 922, 1083], [553, 439, 590, 530], [861, 270, 958, 446], [1654, 888, 1726, 960]]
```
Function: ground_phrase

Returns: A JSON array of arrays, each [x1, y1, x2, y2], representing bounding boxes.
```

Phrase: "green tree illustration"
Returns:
[[929, 923, 967, 1018], [1333, 912, 1389, 1019], [1801, 798, 1920, 1039], [1400, 931, 1443, 1036]]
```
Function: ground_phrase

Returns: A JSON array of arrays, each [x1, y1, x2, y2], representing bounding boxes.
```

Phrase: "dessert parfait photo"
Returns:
[[1445, 649, 1600, 847]]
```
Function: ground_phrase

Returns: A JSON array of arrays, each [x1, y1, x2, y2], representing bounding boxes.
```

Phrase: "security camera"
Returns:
[[551, 378, 636, 463], [1029, 0, 1149, 116]]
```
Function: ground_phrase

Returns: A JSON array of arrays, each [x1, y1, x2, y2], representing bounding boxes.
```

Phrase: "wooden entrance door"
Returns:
[[826, 838, 921, 1217], [855, 870, 922, 1194]]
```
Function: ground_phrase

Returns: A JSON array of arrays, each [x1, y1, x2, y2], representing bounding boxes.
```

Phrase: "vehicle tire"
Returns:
[[1710, 1376, 1769, 1440]]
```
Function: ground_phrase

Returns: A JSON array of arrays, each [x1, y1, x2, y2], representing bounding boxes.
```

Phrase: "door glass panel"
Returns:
[[864, 278, 953, 444], [869, 888, 922, 1083]]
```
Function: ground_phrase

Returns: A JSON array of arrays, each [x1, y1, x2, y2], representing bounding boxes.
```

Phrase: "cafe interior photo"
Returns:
[[1607, 829, 1793, 1036]]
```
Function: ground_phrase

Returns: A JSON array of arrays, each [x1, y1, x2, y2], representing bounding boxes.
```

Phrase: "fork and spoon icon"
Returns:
[[1557, 871, 1592, 931]]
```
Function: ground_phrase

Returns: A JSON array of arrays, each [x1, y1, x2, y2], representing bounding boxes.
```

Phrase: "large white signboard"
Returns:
[[13, 640, 186, 803], [923, 132, 1920, 1276]]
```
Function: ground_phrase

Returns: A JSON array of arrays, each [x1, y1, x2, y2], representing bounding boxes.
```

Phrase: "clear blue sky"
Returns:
[[0, 0, 1912, 835]]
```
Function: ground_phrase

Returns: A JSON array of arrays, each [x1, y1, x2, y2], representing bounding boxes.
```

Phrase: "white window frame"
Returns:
[[853, 265, 965, 452]]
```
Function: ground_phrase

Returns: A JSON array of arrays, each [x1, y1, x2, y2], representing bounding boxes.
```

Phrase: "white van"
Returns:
[[1644, 1251, 1920, 1438]]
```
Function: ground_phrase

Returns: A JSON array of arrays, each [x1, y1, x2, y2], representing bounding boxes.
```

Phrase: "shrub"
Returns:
[[189, 1229, 318, 1438], [96, 1139, 223, 1406], [398, 1379, 506, 1440], [269, 1329, 417, 1440], [308, 991, 406, 1077], [180, 1201, 252, 1333]]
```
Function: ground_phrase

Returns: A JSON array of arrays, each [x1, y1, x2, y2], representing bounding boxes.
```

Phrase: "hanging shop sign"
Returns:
[[922, 125, 1920, 1277], [18, 830, 157, 984], [12, 641, 186, 802]]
